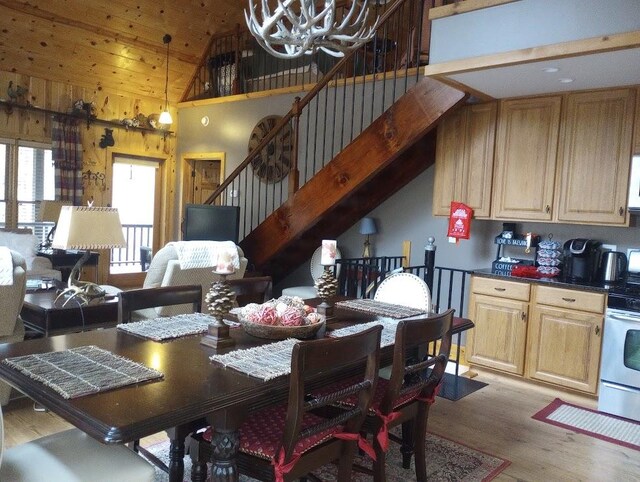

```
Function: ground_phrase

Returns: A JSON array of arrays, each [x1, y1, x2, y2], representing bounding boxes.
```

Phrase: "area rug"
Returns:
[[533, 398, 640, 451], [147, 430, 510, 482]]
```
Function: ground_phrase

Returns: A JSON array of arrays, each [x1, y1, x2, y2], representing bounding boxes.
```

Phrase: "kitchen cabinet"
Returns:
[[556, 88, 635, 225], [467, 277, 530, 375], [527, 286, 605, 393], [468, 275, 606, 394], [492, 96, 562, 221], [634, 86, 640, 154], [433, 102, 497, 218]]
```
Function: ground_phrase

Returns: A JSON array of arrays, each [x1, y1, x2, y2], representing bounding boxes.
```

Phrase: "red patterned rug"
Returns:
[[148, 430, 510, 481], [533, 398, 640, 451]]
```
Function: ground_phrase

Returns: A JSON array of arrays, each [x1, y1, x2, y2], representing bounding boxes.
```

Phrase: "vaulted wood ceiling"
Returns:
[[0, 0, 247, 103]]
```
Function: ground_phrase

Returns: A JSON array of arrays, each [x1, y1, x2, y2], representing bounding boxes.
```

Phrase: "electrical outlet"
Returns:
[[602, 244, 617, 252]]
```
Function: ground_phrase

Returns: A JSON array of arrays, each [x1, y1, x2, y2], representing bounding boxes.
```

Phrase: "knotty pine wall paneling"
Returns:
[[0, 70, 177, 284]]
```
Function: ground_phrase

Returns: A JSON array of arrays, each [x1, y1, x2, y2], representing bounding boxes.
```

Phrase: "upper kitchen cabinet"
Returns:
[[556, 89, 636, 225], [634, 87, 640, 154], [492, 96, 562, 221], [433, 102, 497, 218]]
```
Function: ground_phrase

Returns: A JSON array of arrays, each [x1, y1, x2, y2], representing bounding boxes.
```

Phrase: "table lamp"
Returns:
[[52, 206, 126, 303], [37, 200, 71, 250], [359, 217, 378, 258]]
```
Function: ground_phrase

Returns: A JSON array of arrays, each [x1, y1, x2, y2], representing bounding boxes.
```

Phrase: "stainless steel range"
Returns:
[[599, 281, 640, 421]]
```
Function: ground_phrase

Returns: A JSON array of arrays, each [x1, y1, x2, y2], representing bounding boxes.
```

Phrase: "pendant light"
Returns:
[[159, 33, 173, 125]]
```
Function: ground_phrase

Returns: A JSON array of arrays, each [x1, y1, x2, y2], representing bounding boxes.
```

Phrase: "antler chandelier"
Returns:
[[245, 0, 379, 59]]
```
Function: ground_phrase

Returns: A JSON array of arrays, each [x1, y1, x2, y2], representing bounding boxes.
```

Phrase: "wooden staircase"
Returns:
[[240, 77, 466, 282]]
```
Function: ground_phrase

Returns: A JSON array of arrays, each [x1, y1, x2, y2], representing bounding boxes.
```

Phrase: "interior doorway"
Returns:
[[182, 152, 225, 207], [109, 155, 163, 287]]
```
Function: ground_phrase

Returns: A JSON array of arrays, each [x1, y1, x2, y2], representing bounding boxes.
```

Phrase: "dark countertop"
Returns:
[[472, 268, 612, 294]]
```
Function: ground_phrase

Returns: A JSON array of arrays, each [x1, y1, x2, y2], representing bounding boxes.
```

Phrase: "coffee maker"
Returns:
[[563, 239, 602, 282]]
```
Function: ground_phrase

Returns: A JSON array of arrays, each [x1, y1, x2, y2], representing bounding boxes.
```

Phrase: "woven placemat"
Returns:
[[210, 338, 298, 381], [2, 345, 163, 399], [335, 299, 426, 318], [117, 313, 214, 341], [329, 318, 400, 347]]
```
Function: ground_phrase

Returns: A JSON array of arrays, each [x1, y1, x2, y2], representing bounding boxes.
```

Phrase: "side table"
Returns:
[[21, 288, 119, 337], [37, 249, 99, 282]]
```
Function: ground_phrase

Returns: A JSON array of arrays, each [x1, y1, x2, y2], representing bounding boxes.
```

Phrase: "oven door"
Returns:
[[601, 309, 640, 388]]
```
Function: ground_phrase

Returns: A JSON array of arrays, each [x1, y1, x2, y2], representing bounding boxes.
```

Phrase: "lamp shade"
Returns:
[[359, 217, 378, 235], [52, 206, 126, 250], [38, 200, 71, 222]]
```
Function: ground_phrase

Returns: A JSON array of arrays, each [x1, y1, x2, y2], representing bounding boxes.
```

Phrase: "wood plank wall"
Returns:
[[0, 69, 177, 283]]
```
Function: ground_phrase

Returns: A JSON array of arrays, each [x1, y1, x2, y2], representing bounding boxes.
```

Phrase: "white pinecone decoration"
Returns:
[[315, 269, 338, 299], [206, 281, 236, 319]]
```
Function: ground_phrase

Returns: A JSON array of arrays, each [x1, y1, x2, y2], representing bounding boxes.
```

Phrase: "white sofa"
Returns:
[[0, 228, 61, 281], [137, 242, 248, 319], [0, 249, 27, 406]]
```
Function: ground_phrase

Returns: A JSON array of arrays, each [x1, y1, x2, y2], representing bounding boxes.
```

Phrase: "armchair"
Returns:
[[138, 241, 248, 319], [0, 228, 61, 280], [0, 249, 27, 406]]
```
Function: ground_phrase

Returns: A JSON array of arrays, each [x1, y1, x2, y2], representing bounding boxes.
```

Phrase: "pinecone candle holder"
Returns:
[[201, 273, 237, 349], [315, 266, 338, 317]]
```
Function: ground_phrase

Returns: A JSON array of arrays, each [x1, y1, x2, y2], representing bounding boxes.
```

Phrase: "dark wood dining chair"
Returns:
[[187, 325, 383, 482], [228, 276, 273, 306], [314, 309, 454, 482], [118, 284, 202, 323]]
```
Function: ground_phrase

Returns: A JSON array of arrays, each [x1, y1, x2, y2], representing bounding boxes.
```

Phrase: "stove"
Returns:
[[599, 277, 640, 421]]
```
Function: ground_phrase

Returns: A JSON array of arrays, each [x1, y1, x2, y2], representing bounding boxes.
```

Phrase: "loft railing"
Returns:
[[203, 0, 439, 240], [182, 1, 405, 102]]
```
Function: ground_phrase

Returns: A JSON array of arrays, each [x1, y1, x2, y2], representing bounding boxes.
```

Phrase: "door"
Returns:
[[182, 152, 225, 210], [527, 305, 603, 393], [492, 96, 561, 220], [109, 156, 162, 287], [467, 294, 529, 375]]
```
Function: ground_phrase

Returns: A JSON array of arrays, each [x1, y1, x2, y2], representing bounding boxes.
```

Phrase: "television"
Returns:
[[183, 205, 240, 244]]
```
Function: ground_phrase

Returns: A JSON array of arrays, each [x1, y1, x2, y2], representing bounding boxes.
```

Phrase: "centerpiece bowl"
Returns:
[[236, 296, 325, 340]]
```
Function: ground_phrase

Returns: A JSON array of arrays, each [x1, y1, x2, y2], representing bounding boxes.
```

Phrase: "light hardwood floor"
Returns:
[[3, 370, 639, 481]]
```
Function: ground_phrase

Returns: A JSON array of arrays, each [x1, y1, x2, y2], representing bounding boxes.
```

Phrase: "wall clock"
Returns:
[[248, 115, 292, 183]]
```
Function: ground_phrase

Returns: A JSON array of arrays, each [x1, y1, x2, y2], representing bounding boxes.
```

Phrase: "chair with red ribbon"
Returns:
[[311, 309, 454, 481], [188, 325, 382, 482]]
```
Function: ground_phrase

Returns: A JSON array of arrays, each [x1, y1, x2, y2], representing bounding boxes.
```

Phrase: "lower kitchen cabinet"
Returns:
[[468, 276, 606, 394], [468, 294, 528, 375], [527, 305, 603, 392]]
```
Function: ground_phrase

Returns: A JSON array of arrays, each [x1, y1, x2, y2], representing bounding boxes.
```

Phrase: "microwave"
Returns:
[[629, 155, 640, 212]]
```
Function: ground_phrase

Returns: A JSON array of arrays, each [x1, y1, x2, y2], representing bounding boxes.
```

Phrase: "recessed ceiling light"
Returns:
[[558, 78, 575, 83], [201, 116, 210, 127], [542, 67, 559, 73]]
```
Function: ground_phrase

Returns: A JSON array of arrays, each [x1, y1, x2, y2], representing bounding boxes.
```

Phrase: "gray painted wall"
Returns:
[[430, 0, 640, 64]]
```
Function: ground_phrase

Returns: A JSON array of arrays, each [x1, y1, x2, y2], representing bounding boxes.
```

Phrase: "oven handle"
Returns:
[[607, 312, 640, 323], [601, 381, 640, 394]]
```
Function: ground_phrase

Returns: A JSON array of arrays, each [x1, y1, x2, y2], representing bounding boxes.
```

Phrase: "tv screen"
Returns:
[[183, 205, 240, 244]]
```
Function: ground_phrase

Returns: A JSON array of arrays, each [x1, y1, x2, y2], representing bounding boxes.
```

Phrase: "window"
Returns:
[[1, 139, 54, 242]]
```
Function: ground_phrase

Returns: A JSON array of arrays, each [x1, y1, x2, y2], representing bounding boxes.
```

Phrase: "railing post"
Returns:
[[288, 96, 301, 197], [424, 236, 436, 293]]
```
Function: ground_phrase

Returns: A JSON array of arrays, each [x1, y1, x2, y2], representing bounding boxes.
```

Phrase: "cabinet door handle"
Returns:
[[545, 205, 551, 214], [494, 287, 506, 292], [595, 326, 601, 336], [521, 311, 526, 321], [562, 297, 576, 303], [619, 207, 625, 216]]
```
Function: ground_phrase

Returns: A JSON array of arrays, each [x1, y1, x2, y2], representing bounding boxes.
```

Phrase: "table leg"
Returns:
[[208, 409, 244, 482], [166, 423, 203, 482]]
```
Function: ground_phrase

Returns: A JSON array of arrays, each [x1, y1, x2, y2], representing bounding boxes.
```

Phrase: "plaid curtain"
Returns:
[[52, 116, 83, 205]]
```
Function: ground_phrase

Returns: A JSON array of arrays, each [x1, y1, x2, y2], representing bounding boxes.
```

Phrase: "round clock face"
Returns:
[[248, 115, 292, 183]]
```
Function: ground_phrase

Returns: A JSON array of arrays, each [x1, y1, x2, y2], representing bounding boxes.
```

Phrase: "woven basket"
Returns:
[[238, 317, 325, 340]]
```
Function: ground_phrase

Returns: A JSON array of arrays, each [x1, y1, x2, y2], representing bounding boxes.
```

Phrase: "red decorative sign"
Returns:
[[447, 202, 473, 240]]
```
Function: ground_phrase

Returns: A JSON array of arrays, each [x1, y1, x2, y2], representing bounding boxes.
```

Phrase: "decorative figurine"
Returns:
[[201, 272, 237, 349]]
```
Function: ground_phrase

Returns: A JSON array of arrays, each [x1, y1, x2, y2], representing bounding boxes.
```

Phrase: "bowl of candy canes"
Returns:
[[236, 296, 325, 339]]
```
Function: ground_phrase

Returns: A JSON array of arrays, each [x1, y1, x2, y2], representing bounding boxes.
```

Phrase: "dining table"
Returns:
[[0, 299, 469, 482]]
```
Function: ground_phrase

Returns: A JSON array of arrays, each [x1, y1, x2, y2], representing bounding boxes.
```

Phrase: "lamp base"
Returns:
[[362, 237, 372, 258], [54, 250, 105, 306]]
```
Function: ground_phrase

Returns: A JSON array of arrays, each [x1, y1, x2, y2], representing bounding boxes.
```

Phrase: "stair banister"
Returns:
[[204, 0, 414, 207]]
